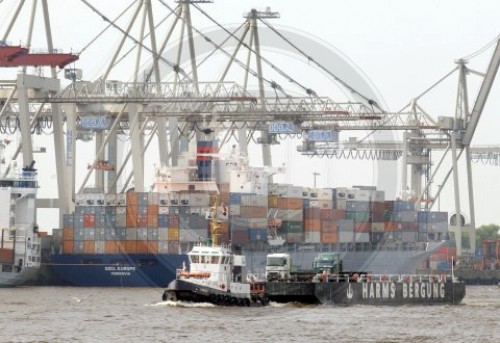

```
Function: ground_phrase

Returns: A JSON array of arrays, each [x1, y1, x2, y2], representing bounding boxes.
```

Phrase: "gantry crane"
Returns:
[[0, 0, 499, 262]]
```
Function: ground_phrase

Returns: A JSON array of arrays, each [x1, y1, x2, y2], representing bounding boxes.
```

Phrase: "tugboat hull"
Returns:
[[163, 279, 268, 306]]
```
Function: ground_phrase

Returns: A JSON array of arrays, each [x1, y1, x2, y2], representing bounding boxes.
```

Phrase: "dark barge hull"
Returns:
[[264, 281, 466, 305]]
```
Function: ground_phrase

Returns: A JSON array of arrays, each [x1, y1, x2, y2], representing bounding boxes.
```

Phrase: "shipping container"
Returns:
[[320, 221, 337, 233], [304, 219, 321, 232], [158, 193, 169, 206], [304, 232, 321, 243], [336, 219, 354, 232], [277, 197, 303, 210], [104, 241, 121, 254], [63, 240, 74, 254], [240, 206, 267, 218], [338, 231, 354, 243], [158, 228, 168, 240], [371, 222, 385, 233], [354, 222, 371, 233], [319, 209, 346, 221], [126, 191, 138, 206], [346, 201, 371, 212], [137, 228, 148, 241], [248, 228, 267, 241], [346, 211, 371, 222], [280, 221, 303, 233], [354, 233, 370, 243], [84, 228, 95, 241], [321, 232, 338, 243], [268, 194, 278, 208], [126, 228, 138, 240]]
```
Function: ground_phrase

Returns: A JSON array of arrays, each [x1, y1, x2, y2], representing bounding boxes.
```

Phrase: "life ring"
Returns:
[[220, 283, 225, 289]]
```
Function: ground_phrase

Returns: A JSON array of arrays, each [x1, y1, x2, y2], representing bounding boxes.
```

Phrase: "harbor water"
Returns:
[[1, 286, 498, 342]]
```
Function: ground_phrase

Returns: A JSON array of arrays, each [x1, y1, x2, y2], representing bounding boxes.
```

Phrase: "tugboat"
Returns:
[[0, 161, 41, 286], [162, 202, 268, 306]]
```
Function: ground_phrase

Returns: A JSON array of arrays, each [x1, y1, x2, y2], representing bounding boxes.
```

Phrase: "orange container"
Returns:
[[321, 221, 337, 232], [63, 228, 74, 240], [277, 197, 303, 210], [304, 219, 321, 232], [147, 215, 158, 228], [63, 241, 74, 254], [105, 241, 120, 254], [147, 241, 159, 253], [148, 205, 159, 215], [126, 213, 138, 228], [136, 241, 148, 254], [124, 241, 138, 254], [84, 241, 95, 254], [384, 221, 395, 232], [126, 191, 138, 205], [354, 222, 371, 233], [321, 232, 338, 243]]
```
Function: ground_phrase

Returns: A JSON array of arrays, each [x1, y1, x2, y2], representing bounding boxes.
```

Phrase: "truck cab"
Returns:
[[312, 253, 342, 274], [265, 253, 291, 282]]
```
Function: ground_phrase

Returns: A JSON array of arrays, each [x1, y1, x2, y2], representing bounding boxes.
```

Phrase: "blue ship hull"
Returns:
[[48, 253, 188, 287]]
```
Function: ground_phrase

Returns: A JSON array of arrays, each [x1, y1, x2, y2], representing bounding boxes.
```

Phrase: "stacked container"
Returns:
[[229, 192, 268, 245]]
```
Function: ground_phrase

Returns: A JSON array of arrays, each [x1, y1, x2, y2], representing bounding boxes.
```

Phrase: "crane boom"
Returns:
[[462, 38, 500, 146]]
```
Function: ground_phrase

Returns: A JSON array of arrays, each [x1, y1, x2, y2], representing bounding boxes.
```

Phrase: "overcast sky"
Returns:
[[1, 0, 500, 228]]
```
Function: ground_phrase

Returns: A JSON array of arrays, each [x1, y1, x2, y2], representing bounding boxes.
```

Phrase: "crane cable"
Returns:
[[258, 18, 383, 112], [156, 0, 292, 98], [188, 1, 319, 98], [79, 0, 191, 81]]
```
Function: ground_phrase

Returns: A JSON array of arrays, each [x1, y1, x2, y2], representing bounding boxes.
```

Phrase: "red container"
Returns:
[[354, 222, 371, 233], [83, 214, 95, 228], [304, 219, 321, 232]]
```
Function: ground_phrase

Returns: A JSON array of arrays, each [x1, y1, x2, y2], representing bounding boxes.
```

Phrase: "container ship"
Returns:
[[40, 142, 449, 287]]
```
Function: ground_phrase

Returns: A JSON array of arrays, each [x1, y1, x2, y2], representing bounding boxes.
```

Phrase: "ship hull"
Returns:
[[0, 266, 39, 287], [47, 253, 188, 287]]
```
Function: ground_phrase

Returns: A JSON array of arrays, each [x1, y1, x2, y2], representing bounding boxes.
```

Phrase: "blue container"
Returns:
[[248, 228, 267, 241], [230, 193, 242, 204], [158, 214, 169, 227], [115, 228, 127, 240], [105, 228, 117, 240], [63, 214, 74, 228], [302, 199, 310, 208]]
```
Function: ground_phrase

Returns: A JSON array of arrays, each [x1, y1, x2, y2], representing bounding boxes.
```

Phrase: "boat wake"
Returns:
[[150, 300, 216, 308]]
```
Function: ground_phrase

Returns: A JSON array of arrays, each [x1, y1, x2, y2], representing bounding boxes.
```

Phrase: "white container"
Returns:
[[336, 199, 347, 210], [116, 193, 126, 206], [158, 193, 169, 206], [105, 194, 116, 206], [305, 232, 321, 243], [354, 233, 370, 243], [189, 193, 210, 207], [169, 192, 180, 206], [318, 188, 333, 200]]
